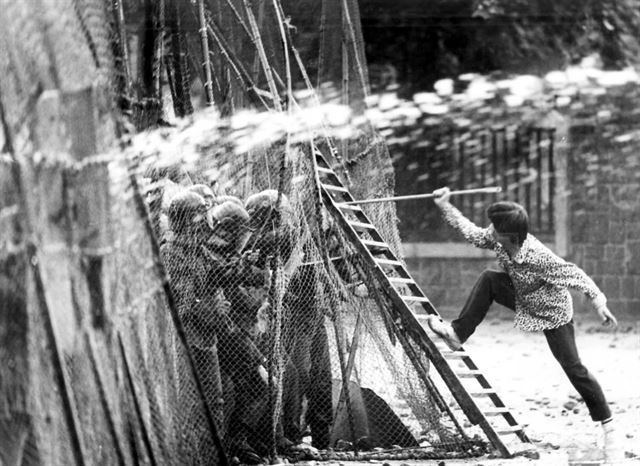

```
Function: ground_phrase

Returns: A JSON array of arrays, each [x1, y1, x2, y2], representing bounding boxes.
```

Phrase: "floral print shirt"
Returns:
[[439, 203, 607, 331]]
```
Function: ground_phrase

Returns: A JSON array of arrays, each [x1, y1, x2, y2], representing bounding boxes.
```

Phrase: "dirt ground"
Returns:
[[432, 308, 640, 465], [409, 308, 639, 465], [313, 309, 640, 466]]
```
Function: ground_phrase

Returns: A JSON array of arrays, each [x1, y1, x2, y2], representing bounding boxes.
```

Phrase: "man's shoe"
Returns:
[[603, 422, 626, 465], [426, 315, 462, 351]]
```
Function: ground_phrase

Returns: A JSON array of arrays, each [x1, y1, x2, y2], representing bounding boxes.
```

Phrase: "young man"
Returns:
[[427, 187, 624, 463]]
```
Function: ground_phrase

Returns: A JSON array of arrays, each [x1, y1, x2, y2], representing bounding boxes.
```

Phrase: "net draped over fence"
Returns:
[[0, 0, 495, 464], [1, 108, 490, 465], [129, 114, 486, 462]]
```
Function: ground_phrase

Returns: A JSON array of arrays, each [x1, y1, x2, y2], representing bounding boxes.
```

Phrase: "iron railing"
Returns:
[[393, 125, 556, 241]]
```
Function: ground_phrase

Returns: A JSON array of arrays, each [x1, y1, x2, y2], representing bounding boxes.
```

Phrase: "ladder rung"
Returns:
[[348, 220, 375, 230], [316, 151, 528, 457], [388, 276, 415, 285], [375, 258, 403, 266], [434, 344, 455, 353], [469, 389, 496, 397], [336, 203, 362, 211], [401, 295, 430, 303], [456, 370, 484, 378], [322, 184, 348, 193], [483, 408, 510, 416], [361, 239, 389, 250], [495, 425, 524, 435], [316, 166, 334, 174], [441, 351, 469, 359]]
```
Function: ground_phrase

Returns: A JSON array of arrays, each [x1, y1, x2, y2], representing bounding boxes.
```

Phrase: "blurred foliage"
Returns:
[[360, 0, 640, 93]]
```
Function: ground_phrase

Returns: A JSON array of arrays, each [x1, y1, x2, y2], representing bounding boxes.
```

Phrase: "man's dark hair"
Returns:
[[486, 201, 529, 246]]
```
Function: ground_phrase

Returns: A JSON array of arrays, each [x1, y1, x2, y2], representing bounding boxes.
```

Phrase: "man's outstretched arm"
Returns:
[[535, 248, 618, 327], [433, 187, 496, 250]]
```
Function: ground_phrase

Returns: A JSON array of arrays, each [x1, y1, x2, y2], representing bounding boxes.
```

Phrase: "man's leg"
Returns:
[[428, 270, 515, 349], [543, 321, 624, 462], [451, 270, 515, 342], [543, 321, 611, 422]]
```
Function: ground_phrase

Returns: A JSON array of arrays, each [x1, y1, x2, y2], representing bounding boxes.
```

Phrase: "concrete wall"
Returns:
[[567, 87, 640, 315]]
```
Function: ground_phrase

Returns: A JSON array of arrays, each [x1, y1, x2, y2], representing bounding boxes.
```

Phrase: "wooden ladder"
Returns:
[[315, 151, 531, 458]]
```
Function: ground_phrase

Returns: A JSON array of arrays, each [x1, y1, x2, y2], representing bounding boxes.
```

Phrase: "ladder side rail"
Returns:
[[346, 258, 472, 441], [315, 152, 530, 454], [321, 187, 517, 457], [324, 192, 487, 420], [330, 219, 434, 304], [462, 363, 530, 441]]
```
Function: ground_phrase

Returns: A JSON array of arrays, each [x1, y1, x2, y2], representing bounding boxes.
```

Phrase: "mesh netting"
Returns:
[[0, 0, 500, 464], [129, 113, 488, 463]]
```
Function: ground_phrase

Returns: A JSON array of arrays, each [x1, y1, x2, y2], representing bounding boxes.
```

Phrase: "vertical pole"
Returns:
[[514, 128, 521, 203], [331, 313, 364, 445], [111, 0, 132, 113], [468, 134, 476, 223], [480, 131, 488, 223], [340, 0, 369, 102], [251, 0, 267, 81], [114, 0, 131, 83], [29, 244, 88, 466], [154, 0, 165, 99], [165, 0, 193, 117], [491, 128, 499, 203], [457, 136, 465, 214], [548, 129, 556, 232], [536, 128, 543, 231], [84, 331, 127, 466], [522, 129, 532, 216], [242, 0, 282, 111], [502, 127, 509, 197], [549, 118, 569, 257], [330, 313, 359, 452], [1, 89, 90, 466], [118, 335, 158, 466], [197, 0, 215, 105], [340, 0, 349, 162]]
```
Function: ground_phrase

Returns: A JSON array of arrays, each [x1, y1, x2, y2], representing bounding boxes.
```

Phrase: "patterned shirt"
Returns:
[[439, 203, 606, 331]]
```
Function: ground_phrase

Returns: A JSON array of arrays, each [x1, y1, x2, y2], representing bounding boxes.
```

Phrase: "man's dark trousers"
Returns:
[[451, 269, 611, 422]]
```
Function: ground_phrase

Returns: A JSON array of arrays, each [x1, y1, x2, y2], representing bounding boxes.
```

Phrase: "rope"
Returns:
[[285, 443, 487, 462]]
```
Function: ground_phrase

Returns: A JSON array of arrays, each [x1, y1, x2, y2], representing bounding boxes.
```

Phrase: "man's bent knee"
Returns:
[[558, 360, 590, 378]]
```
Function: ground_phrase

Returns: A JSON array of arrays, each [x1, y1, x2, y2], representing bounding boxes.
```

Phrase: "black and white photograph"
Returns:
[[0, 1, 639, 465]]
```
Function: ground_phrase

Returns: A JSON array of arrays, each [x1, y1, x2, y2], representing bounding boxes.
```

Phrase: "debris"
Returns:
[[513, 449, 541, 460]]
